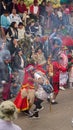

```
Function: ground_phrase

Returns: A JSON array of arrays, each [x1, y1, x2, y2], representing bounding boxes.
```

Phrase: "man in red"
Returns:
[[29, 0, 39, 21], [14, 65, 35, 115], [52, 60, 67, 104], [17, 0, 28, 18]]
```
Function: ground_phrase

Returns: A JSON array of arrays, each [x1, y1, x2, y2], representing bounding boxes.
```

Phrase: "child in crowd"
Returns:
[[18, 22, 25, 40], [22, 11, 30, 26]]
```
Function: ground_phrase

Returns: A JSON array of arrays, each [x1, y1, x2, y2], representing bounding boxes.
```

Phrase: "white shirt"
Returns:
[[9, 14, 22, 25], [0, 119, 22, 130], [34, 72, 41, 80], [34, 6, 38, 14], [20, 56, 24, 68], [18, 27, 25, 40]]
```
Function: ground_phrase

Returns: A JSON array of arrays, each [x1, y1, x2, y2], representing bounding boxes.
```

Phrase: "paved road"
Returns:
[[14, 88, 73, 130]]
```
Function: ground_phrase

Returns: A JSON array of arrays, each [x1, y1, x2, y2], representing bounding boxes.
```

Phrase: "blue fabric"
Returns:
[[1, 15, 10, 29], [42, 84, 53, 94]]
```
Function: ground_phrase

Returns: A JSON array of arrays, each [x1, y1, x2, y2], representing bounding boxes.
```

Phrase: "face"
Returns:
[[4, 13, 8, 17], [38, 49, 42, 54], [12, 9, 16, 14], [18, 51, 22, 55], [34, 2, 38, 6], [18, 25, 23, 29], [12, 0, 17, 4], [14, 23, 18, 28], [4, 59, 10, 64], [20, 0, 24, 4]]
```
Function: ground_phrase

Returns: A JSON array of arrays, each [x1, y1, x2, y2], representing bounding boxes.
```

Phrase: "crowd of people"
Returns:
[[0, 0, 73, 119]]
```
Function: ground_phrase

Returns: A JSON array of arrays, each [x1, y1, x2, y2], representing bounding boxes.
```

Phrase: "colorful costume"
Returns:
[[14, 66, 35, 112], [59, 52, 68, 87], [52, 61, 67, 94]]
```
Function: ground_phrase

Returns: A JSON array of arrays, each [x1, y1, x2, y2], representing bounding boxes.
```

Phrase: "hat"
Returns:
[[0, 101, 17, 121], [61, 46, 68, 50], [64, 8, 70, 14]]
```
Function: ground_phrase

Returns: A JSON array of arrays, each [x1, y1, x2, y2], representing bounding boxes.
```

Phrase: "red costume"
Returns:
[[52, 61, 67, 94], [17, 3, 28, 13], [14, 66, 34, 112]]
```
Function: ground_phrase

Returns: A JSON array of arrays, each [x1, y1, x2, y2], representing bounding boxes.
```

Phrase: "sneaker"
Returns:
[[37, 106, 44, 111], [23, 110, 33, 117], [33, 106, 44, 112], [29, 111, 40, 119], [51, 101, 58, 105], [59, 86, 65, 91], [31, 115, 40, 119]]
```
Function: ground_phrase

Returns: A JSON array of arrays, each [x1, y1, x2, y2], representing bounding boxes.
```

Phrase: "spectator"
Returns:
[[17, 0, 28, 18], [18, 22, 25, 40], [29, 20, 39, 36], [36, 48, 46, 67], [13, 48, 25, 85], [51, 8, 60, 29], [29, 0, 39, 21], [2, 52, 12, 100], [1, 0, 8, 15], [9, 9, 22, 25], [8, 0, 18, 13], [10, 70, 21, 97], [13, 48, 25, 71], [6, 22, 18, 41], [22, 11, 30, 26], [7, 38, 19, 57], [39, 1, 46, 26], [62, 8, 70, 26], [46, 1, 53, 29], [1, 10, 11, 34], [0, 100, 22, 130]]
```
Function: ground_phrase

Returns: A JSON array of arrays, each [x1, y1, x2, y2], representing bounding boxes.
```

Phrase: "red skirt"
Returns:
[[14, 92, 29, 112], [53, 82, 59, 94]]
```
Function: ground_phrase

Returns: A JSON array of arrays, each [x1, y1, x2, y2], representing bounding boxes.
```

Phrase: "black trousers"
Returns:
[[34, 98, 43, 109]]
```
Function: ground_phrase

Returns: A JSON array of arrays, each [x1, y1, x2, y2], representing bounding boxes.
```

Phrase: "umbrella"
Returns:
[[62, 36, 73, 46]]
